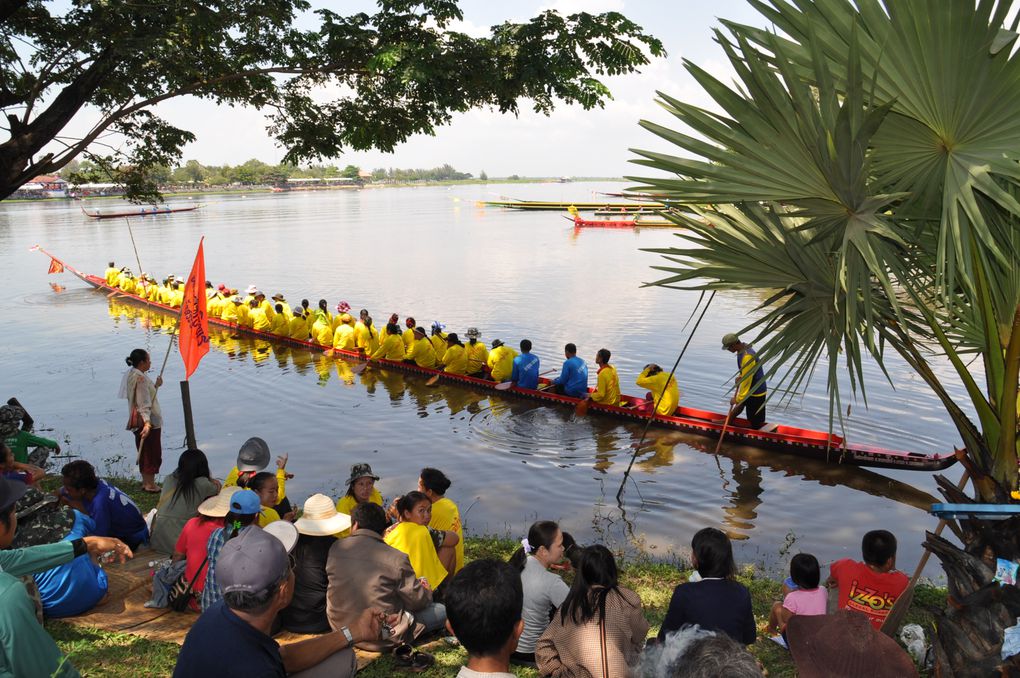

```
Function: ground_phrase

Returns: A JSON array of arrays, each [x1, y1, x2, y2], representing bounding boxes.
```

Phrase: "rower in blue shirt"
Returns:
[[552, 343, 589, 398], [511, 339, 541, 389]]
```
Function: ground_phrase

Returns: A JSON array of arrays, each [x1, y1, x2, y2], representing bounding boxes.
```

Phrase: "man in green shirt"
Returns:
[[0, 400, 59, 467], [0, 477, 132, 678]]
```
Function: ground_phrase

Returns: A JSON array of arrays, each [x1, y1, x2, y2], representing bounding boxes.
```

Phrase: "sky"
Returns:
[[54, 0, 772, 177]]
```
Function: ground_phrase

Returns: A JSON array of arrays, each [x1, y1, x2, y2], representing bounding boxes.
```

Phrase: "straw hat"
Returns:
[[294, 494, 352, 536], [198, 485, 242, 517]]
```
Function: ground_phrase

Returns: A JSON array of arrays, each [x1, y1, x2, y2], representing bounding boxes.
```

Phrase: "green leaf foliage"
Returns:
[[0, 0, 664, 202], [631, 0, 1020, 495]]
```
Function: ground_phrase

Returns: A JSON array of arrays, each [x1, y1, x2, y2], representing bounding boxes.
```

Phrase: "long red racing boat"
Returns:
[[38, 247, 958, 473]]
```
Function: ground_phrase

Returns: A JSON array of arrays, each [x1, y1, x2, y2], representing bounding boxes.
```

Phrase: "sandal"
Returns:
[[392, 645, 434, 673]]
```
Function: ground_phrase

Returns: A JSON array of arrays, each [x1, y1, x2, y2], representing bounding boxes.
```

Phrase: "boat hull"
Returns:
[[42, 249, 958, 473], [80, 204, 202, 219]]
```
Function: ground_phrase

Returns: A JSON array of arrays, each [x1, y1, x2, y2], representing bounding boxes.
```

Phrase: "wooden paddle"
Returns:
[[879, 468, 971, 637], [575, 395, 591, 416], [426, 373, 441, 386], [714, 404, 737, 454], [351, 362, 369, 375]]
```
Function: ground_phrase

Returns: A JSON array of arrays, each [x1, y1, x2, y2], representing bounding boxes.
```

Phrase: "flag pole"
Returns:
[[176, 236, 210, 452]]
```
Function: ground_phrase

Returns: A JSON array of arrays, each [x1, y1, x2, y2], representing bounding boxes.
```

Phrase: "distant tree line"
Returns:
[[63, 158, 479, 187]]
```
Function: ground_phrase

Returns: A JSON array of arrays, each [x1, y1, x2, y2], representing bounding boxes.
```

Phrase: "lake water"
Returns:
[[0, 182, 968, 578]]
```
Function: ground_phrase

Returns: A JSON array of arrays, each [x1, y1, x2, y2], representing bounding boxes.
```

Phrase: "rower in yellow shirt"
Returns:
[[250, 299, 272, 332], [588, 348, 621, 406], [371, 322, 407, 360], [270, 303, 289, 334], [288, 306, 310, 341], [464, 328, 489, 377], [169, 278, 184, 307], [234, 296, 252, 328], [404, 327, 438, 368], [115, 268, 134, 293], [429, 321, 447, 359], [311, 299, 333, 346], [105, 262, 119, 285], [272, 293, 292, 319], [331, 300, 351, 331], [332, 313, 356, 350], [402, 317, 418, 350], [355, 312, 379, 353], [253, 291, 275, 324], [441, 333, 470, 375], [636, 363, 680, 416], [379, 313, 400, 344], [222, 295, 241, 322], [486, 339, 518, 382]]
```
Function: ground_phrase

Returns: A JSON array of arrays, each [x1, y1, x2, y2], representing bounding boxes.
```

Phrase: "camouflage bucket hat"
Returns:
[[0, 403, 26, 439], [12, 487, 75, 549], [345, 463, 379, 485]]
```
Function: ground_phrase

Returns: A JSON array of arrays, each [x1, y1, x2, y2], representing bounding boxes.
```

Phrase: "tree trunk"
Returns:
[[928, 477, 1020, 676]]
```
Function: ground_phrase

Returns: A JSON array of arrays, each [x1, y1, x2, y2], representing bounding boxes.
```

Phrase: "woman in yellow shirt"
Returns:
[[636, 363, 680, 416], [402, 317, 418, 350], [270, 303, 289, 334], [248, 471, 295, 526], [335, 463, 383, 537], [311, 299, 333, 346], [384, 491, 457, 590], [250, 299, 272, 332], [486, 339, 518, 383], [589, 348, 621, 406], [355, 314, 380, 354], [441, 333, 469, 375], [379, 313, 400, 344], [404, 327, 438, 368], [371, 323, 406, 360]]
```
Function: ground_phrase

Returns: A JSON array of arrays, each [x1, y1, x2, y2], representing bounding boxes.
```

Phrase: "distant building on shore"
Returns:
[[19, 175, 68, 198]]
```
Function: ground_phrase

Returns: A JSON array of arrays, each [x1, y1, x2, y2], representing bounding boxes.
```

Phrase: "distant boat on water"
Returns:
[[80, 203, 203, 219]]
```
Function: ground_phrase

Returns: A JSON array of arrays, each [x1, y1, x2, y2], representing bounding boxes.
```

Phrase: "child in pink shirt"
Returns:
[[768, 553, 826, 635]]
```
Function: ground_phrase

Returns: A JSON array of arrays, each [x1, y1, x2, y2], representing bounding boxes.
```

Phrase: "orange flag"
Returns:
[[47, 258, 64, 274], [179, 238, 210, 379]]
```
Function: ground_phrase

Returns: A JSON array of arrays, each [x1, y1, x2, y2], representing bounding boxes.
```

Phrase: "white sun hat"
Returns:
[[294, 493, 352, 536], [263, 520, 299, 553], [197, 485, 242, 518]]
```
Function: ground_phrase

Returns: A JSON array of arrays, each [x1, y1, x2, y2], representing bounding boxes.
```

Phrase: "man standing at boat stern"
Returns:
[[722, 333, 767, 429], [552, 343, 588, 398]]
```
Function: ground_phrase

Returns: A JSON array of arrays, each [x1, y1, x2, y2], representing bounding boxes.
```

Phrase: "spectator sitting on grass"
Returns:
[[826, 530, 909, 630], [418, 467, 464, 574], [327, 502, 444, 656], [223, 437, 292, 517], [57, 460, 148, 550], [445, 558, 525, 678], [508, 520, 568, 666], [2, 441, 43, 485], [0, 477, 132, 678], [641, 625, 764, 678], [767, 553, 826, 636], [174, 525, 389, 678], [149, 448, 221, 555], [200, 489, 262, 611], [0, 399, 59, 469], [659, 527, 755, 645]]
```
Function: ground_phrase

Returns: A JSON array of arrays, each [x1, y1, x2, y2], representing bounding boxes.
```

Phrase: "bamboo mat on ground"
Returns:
[[58, 550, 381, 668]]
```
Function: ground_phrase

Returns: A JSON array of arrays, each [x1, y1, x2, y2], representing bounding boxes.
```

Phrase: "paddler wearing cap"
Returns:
[[722, 332, 767, 430], [487, 339, 518, 382], [272, 293, 292, 319], [0, 476, 133, 677], [429, 321, 447, 358], [464, 327, 489, 377], [289, 306, 310, 341], [404, 325, 438, 368]]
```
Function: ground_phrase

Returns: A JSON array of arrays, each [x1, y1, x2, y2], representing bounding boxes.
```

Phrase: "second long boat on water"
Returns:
[[35, 247, 958, 473]]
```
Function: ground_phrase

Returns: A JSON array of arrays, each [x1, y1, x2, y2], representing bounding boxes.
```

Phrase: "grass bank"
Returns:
[[45, 479, 942, 676]]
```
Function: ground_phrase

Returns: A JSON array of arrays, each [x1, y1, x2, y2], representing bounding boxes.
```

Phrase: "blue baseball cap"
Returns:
[[229, 489, 262, 516]]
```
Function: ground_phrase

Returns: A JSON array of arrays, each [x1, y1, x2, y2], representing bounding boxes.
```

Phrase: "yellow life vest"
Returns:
[[429, 497, 464, 573], [384, 521, 447, 589]]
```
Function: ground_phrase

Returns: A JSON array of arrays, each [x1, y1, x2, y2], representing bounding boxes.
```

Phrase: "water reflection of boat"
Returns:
[[45, 248, 957, 473]]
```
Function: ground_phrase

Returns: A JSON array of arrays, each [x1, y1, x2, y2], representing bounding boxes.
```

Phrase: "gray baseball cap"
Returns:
[[217, 526, 289, 595], [236, 437, 271, 472]]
